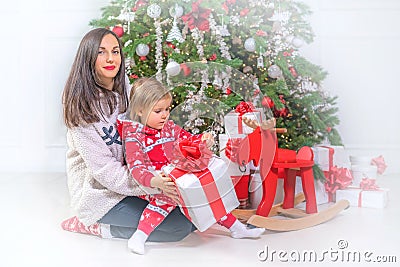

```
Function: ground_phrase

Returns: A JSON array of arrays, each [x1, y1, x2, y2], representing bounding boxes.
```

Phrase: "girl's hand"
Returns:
[[201, 132, 214, 148], [150, 172, 181, 204]]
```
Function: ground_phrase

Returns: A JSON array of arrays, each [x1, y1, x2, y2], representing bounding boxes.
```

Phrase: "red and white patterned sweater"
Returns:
[[117, 114, 196, 188]]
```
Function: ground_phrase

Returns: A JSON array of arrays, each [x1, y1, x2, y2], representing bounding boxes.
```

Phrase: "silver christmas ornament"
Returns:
[[165, 61, 181, 76], [292, 37, 303, 48], [136, 43, 150, 56], [147, 4, 161, 19], [268, 64, 282, 78], [169, 4, 184, 18], [244, 37, 256, 52]]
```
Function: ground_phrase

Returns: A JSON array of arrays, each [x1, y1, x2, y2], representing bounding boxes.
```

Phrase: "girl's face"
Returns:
[[142, 96, 172, 130], [95, 34, 121, 89]]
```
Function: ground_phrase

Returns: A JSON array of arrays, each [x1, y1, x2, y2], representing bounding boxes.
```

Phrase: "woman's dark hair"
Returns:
[[62, 28, 128, 128]]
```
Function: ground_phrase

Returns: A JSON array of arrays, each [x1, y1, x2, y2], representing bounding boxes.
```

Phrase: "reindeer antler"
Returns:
[[242, 117, 287, 133]]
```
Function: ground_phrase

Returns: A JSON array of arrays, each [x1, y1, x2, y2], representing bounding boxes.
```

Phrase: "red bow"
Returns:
[[371, 155, 387, 175], [181, 0, 211, 31], [324, 166, 353, 196], [171, 136, 212, 172], [235, 101, 255, 115], [359, 178, 379, 190]]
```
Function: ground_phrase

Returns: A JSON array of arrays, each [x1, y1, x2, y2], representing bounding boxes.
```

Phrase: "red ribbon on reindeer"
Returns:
[[358, 178, 380, 207], [234, 101, 256, 134]]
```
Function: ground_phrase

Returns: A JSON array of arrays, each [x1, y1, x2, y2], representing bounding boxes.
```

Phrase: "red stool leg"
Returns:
[[300, 166, 318, 214], [256, 166, 278, 217], [282, 168, 297, 209]]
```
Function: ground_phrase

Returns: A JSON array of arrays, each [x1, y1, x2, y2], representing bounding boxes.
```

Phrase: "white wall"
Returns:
[[0, 0, 108, 172], [300, 0, 400, 174], [0, 0, 399, 173]]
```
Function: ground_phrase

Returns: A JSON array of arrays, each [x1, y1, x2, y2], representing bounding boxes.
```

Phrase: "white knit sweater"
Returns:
[[65, 93, 159, 226]]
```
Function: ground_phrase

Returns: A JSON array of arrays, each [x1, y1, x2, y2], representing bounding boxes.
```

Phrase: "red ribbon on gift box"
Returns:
[[168, 136, 228, 225], [168, 167, 228, 225], [170, 136, 213, 172], [371, 155, 387, 175], [324, 166, 353, 202], [358, 178, 380, 207], [234, 101, 255, 134], [318, 146, 352, 202]]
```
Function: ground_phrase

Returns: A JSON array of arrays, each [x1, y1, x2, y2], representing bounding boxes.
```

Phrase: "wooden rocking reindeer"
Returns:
[[229, 117, 349, 231]]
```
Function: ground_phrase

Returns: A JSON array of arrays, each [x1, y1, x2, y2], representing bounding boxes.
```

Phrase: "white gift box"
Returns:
[[295, 176, 329, 205], [351, 165, 378, 186], [312, 145, 350, 171], [223, 108, 265, 135], [163, 156, 239, 232], [335, 186, 388, 209]]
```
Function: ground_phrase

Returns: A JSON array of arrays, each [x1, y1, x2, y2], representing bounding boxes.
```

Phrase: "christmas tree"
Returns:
[[90, 0, 342, 155]]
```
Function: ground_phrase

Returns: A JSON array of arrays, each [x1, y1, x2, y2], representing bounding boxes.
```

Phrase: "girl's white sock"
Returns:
[[128, 230, 148, 255], [229, 220, 265, 239], [100, 224, 113, 239]]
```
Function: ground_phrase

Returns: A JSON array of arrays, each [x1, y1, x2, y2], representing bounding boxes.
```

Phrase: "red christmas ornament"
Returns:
[[326, 126, 332, 133], [256, 30, 267, 36], [240, 8, 250, 17], [180, 63, 191, 76], [208, 53, 217, 61], [139, 56, 147, 61], [274, 107, 288, 117], [262, 96, 275, 108], [279, 94, 286, 104], [132, 0, 147, 11], [112, 26, 124, 38], [226, 87, 232, 95], [289, 66, 298, 77], [166, 42, 176, 49], [129, 74, 139, 79]]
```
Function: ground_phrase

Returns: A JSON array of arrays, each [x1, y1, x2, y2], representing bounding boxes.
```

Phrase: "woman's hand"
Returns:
[[150, 172, 181, 204], [201, 132, 215, 148]]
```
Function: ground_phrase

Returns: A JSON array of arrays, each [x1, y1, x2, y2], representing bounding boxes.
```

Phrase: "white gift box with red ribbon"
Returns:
[[162, 156, 239, 232], [312, 145, 350, 172], [223, 108, 264, 135], [335, 186, 388, 209]]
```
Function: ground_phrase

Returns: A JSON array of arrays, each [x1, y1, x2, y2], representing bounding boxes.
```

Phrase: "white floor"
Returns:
[[1, 172, 399, 267]]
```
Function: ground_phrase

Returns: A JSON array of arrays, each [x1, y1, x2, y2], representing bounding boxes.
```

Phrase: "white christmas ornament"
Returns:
[[147, 4, 161, 19], [244, 37, 256, 52], [169, 4, 184, 18], [268, 64, 282, 78], [166, 17, 185, 43], [292, 37, 303, 48], [136, 43, 150, 56], [165, 61, 181, 76]]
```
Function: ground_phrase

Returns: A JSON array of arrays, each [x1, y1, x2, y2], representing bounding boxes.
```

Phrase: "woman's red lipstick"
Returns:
[[104, 66, 115, 70]]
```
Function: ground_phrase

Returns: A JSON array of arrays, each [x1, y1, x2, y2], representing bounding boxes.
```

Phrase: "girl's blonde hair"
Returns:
[[128, 77, 172, 123]]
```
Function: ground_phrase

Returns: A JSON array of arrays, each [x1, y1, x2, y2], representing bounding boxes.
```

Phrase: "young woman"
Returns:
[[118, 77, 265, 254], [60, 28, 194, 242]]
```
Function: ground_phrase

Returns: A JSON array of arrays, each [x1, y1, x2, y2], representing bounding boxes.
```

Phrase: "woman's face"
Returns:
[[95, 34, 121, 89]]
